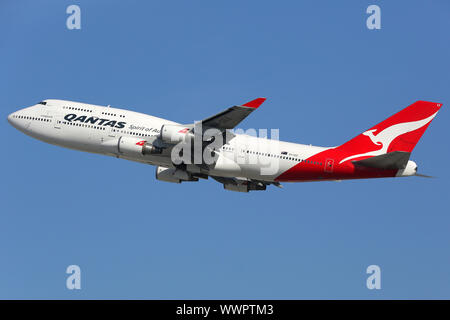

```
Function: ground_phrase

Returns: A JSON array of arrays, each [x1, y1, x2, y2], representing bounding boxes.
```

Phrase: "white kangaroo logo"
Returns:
[[339, 112, 438, 164]]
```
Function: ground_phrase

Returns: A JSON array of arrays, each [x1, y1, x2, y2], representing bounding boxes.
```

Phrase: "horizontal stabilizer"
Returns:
[[352, 151, 411, 170]]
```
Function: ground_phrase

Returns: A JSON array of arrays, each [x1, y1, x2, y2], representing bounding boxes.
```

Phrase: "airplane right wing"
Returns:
[[188, 98, 267, 163], [199, 98, 266, 130], [155, 98, 267, 174]]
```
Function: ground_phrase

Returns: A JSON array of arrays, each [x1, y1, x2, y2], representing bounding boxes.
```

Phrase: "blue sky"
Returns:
[[1, 0, 449, 299]]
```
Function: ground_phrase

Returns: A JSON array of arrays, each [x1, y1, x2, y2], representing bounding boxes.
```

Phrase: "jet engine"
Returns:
[[160, 124, 193, 144], [118, 136, 162, 157]]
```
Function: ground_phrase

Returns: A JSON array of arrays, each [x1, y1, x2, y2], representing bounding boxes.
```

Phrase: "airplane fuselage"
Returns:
[[8, 99, 439, 191]]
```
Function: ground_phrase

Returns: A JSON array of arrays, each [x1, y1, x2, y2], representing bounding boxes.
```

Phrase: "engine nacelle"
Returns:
[[142, 143, 163, 156], [160, 124, 193, 144], [155, 166, 199, 183], [118, 136, 162, 157]]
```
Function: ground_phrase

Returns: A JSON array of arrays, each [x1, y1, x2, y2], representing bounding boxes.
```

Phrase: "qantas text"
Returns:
[[64, 113, 126, 128]]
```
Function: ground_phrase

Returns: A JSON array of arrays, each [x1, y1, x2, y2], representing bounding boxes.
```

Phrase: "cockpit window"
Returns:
[[38, 101, 47, 105]]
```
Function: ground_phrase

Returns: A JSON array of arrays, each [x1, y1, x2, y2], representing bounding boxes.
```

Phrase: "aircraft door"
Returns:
[[237, 147, 246, 166], [53, 114, 62, 129], [324, 158, 334, 173], [107, 126, 117, 138]]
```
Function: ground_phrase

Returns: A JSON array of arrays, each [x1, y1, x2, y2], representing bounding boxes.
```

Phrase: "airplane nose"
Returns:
[[7, 112, 19, 129]]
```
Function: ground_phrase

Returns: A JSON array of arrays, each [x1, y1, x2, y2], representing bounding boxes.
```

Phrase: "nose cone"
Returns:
[[7, 112, 14, 125], [7, 112, 20, 130]]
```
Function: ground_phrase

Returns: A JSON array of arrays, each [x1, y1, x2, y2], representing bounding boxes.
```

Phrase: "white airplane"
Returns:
[[8, 98, 442, 192]]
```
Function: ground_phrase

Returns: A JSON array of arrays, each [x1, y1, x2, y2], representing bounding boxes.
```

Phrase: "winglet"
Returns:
[[242, 97, 266, 109]]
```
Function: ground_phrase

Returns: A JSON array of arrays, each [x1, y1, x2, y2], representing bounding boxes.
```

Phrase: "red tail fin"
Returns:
[[337, 101, 443, 164]]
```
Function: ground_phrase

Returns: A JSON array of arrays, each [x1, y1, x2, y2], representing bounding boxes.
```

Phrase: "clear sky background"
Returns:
[[1, 0, 449, 299]]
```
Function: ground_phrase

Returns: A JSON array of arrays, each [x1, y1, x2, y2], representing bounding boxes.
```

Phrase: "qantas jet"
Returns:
[[7, 98, 442, 192]]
